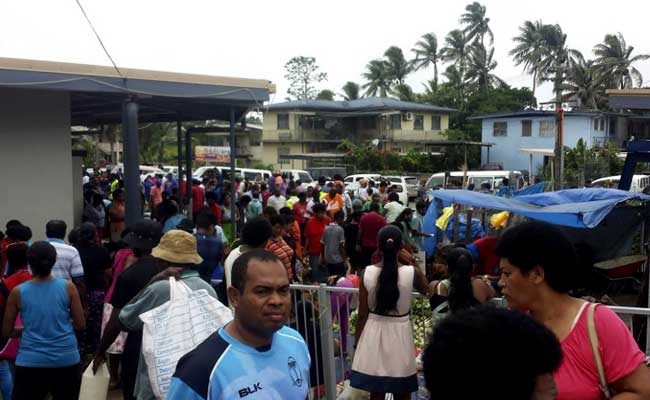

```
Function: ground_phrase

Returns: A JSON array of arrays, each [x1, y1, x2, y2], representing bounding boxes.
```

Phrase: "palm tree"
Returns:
[[411, 33, 440, 90], [441, 29, 469, 70], [465, 43, 505, 92], [383, 46, 411, 85], [561, 54, 606, 110], [362, 59, 391, 97], [443, 65, 467, 105], [392, 83, 415, 102], [510, 20, 545, 98], [460, 2, 493, 46], [341, 81, 360, 100], [593, 33, 650, 89]]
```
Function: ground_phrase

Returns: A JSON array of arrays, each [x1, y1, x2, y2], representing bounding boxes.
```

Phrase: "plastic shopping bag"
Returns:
[[79, 362, 109, 400], [140, 278, 233, 399]]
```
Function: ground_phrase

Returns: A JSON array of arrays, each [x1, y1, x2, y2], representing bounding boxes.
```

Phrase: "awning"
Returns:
[[421, 188, 650, 255], [279, 152, 345, 160], [520, 148, 555, 157]]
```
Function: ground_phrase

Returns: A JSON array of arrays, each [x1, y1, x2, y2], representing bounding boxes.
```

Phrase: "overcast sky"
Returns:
[[2, 0, 649, 105]]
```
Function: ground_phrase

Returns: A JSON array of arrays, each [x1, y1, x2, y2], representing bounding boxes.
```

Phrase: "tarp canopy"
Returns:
[[422, 188, 650, 256], [430, 188, 650, 229]]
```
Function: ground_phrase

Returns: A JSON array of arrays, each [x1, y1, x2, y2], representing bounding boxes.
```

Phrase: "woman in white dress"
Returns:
[[351, 225, 430, 399]]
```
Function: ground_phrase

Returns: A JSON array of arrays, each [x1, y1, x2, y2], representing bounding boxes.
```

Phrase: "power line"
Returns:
[[74, 0, 123, 79]]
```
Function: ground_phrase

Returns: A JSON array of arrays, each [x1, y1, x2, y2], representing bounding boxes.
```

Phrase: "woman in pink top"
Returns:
[[496, 221, 650, 400]]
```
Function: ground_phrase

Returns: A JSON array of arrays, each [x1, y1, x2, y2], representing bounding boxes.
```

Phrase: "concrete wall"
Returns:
[[480, 115, 597, 173], [0, 88, 72, 240]]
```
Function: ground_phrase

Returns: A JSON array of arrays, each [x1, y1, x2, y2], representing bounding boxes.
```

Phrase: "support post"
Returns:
[[177, 120, 183, 185], [229, 107, 237, 241], [185, 129, 193, 216], [121, 100, 141, 226], [529, 153, 534, 185], [317, 284, 337, 400]]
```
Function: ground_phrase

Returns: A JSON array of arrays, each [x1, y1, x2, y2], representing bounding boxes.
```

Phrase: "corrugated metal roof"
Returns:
[[265, 97, 456, 113], [468, 110, 615, 120]]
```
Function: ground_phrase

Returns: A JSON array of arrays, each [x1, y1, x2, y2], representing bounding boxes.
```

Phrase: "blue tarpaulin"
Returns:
[[422, 188, 650, 255]]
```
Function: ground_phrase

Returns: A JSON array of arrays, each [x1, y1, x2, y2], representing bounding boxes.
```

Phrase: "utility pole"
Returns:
[[553, 65, 564, 190]]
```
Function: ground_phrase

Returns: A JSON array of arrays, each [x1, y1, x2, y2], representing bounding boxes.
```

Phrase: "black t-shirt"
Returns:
[[76, 244, 111, 291], [110, 256, 162, 310]]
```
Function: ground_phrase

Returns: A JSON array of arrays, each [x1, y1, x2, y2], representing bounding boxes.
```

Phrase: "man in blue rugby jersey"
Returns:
[[168, 249, 310, 399]]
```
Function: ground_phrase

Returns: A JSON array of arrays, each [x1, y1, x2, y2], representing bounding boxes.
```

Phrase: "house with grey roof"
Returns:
[[260, 97, 455, 170], [469, 110, 626, 175]]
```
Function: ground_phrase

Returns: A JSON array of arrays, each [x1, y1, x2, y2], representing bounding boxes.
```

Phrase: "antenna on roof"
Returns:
[[74, 0, 124, 80]]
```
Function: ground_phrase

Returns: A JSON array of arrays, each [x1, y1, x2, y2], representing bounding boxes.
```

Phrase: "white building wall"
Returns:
[[481, 115, 596, 173], [0, 88, 73, 240]]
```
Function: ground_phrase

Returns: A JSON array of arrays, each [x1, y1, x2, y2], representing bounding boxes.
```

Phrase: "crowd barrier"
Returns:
[[212, 281, 650, 400]]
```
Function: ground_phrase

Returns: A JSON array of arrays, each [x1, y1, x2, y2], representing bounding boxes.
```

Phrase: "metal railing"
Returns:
[[213, 280, 650, 400]]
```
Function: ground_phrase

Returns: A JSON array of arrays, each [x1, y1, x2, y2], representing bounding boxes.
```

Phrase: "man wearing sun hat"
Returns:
[[118, 229, 226, 400]]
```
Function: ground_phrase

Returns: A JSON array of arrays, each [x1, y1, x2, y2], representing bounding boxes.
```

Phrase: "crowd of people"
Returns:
[[0, 168, 648, 399]]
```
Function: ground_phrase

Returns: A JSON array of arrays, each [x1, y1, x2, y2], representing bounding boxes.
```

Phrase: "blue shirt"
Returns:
[[162, 214, 185, 233], [17, 278, 79, 368], [168, 325, 310, 400], [194, 233, 224, 282]]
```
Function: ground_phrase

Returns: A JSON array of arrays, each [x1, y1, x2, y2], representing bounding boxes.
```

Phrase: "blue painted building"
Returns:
[[470, 111, 626, 173]]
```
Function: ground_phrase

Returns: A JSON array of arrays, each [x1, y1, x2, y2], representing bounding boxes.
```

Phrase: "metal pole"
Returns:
[[529, 153, 534, 184], [177, 120, 183, 182], [318, 284, 337, 400], [229, 107, 237, 241], [185, 129, 193, 217], [121, 100, 142, 226]]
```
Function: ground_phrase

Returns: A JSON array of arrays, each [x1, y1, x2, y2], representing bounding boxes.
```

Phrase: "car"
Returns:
[[384, 175, 420, 199], [344, 174, 382, 184], [591, 175, 650, 193], [308, 167, 347, 181], [388, 182, 409, 205], [281, 169, 316, 187]]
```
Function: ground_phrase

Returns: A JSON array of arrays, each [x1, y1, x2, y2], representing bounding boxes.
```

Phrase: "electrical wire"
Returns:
[[74, 0, 123, 79]]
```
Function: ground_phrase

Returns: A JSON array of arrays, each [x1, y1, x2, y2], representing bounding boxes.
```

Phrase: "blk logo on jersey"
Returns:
[[287, 356, 304, 387], [238, 383, 262, 398]]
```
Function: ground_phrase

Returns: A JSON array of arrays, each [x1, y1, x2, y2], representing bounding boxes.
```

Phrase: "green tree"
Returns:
[[465, 43, 505, 92], [284, 56, 328, 100], [510, 20, 545, 99], [316, 89, 335, 100], [561, 54, 606, 110], [411, 33, 441, 90], [441, 29, 469, 69], [341, 81, 360, 100], [383, 46, 411, 85], [138, 123, 174, 164], [460, 2, 493, 47], [362, 59, 391, 97], [593, 33, 649, 89], [392, 83, 415, 102]]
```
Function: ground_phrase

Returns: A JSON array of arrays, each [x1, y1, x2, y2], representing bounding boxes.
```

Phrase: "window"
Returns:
[[521, 120, 532, 137], [390, 114, 401, 130], [600, 119, 606, 131], [313, 119, 326, 130], [414, 115, 424, 130], [539, 120, 555, 137], [298, 173, 312, 183], [277, 146, 290, 163], [361, 116, 377, 130], [249, 133, 262, 146], [493, 122, 507, 137], [277, 113, 289, 130], [431, 115, 441, 130], [594, 119, 600, 131], [392, 147, 403, 153]]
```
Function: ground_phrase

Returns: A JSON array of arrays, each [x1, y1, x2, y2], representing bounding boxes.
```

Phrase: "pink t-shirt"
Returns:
[[555, 303, 645, 400]]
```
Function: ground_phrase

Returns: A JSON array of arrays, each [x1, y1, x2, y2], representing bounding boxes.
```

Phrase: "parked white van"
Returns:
[[384, 175, 419, 199], [591, 175, 650, 193], [425, 171, 526, 191], [344, 174, 382, 184], [282, 169, 316, 187]]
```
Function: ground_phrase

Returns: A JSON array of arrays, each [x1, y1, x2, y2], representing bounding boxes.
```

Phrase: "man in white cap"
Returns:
[[118, 229, 230, 400], [356, 178, 370, 202]]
